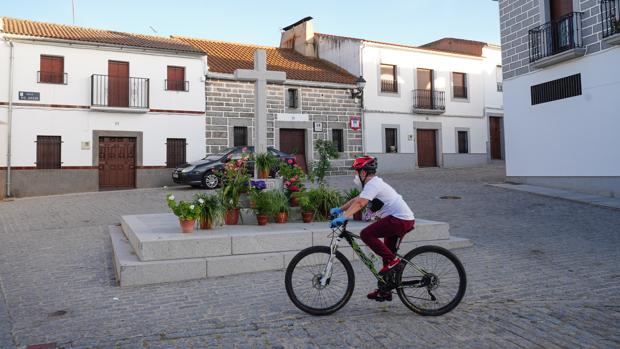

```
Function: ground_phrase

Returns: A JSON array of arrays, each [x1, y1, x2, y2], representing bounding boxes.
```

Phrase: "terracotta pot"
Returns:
[[180, 219, 196, 233], [199, 216, 214, 230], [302, 212, 314, 223], [258, 169, 270, 179], [289, 196, 299, 207], [256, 214, 268, 226], [274, 212, 288, 224], [225, 208, 240, 225], [249, 200, 257, 209], [353, 212, 363, 221]]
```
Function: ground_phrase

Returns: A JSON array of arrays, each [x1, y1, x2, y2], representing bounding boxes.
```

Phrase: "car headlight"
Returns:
[[181, 165, 196, 173]]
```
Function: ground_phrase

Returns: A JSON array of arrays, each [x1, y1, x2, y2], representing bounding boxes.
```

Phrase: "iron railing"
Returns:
[[497, 82, 503, 92], [381, 79, 398, 93], [37, 71, 68, 84], [602, 0, 620, 38], [413, 89, 445, 111], [165, 79, 189, 92], [529, 12, 583, 63], [91, 74, 149, 109]]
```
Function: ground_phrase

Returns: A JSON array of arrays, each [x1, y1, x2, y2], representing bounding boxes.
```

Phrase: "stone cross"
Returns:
[[234, 50, 286, 158]]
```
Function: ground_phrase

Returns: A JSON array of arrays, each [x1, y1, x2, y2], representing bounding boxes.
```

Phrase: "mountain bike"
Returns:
[[284, 220, 467, 316]]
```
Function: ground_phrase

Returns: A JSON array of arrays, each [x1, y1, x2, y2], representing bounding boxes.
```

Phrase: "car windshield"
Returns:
[[204, 148, 234, 160]]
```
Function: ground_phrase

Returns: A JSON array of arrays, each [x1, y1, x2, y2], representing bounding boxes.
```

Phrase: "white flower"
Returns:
[[168, 195, 175, 201], [198, 198, 205, 204], [190, 205, 195, 210]]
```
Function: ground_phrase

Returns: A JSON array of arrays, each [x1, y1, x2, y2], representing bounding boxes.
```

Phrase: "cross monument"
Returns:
[[234, 50, 286, 165]]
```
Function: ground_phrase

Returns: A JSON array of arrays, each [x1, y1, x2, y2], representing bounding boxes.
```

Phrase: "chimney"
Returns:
[[280, 16, 316, 57]]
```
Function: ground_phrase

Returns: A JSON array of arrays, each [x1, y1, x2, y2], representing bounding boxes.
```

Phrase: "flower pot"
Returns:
[[225, 208, 240, 225], [302, 212, 314, 223], [256, 214, 268, 226], [249, 200, 257, 209], [353, 212, 363, 221], [180, 219, 196, 233], [258, 169, 270, 179], [289, 196, 299, 207], [274, 212, 288, 224], [199, 216, 214, 230]]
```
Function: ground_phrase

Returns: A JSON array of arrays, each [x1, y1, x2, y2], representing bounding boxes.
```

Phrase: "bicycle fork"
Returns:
[[319, 237, 341, 286]]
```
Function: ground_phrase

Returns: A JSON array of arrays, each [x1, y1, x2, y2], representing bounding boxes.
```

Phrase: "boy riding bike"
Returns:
[[330, 155, 415, 302]]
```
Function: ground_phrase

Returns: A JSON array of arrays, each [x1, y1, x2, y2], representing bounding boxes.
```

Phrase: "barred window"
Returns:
[[166, 138, 186, 168], [233, 127, 248, 147], [36, 136, 62, 169], [332, 129, 344, 152]]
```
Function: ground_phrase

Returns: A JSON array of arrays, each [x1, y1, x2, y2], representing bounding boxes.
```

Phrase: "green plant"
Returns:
[[194, 193, 225, 226], [220, 152, 251, 209], [278, 161, 305, 194], [263, 189, 289, 214], [344, 187, 361, 201], [309, 139, 339, 184], [255, 152, 277, 174], [297, 191, 315, 213], [252, 190, 273, 215], [167, 194, 202, 221], [307, 186, 343, 220]]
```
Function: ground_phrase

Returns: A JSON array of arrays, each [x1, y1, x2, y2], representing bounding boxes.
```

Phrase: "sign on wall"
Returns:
[[18, 91, 40, 101], [350, 116, 361, 131], [313, 122, 323, 132], [276, 113, 309, 122]]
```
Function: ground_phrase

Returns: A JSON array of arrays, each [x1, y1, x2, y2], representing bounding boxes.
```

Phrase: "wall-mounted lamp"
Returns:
[[350, 76, 366, 99]]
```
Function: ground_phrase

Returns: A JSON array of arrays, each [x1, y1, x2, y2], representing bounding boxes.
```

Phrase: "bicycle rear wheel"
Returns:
[[285, 246, 355, 316], [396, 245, 466, 316]]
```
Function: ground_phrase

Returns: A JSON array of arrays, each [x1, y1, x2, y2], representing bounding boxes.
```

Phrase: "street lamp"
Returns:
[[350, 76, 366, 99]]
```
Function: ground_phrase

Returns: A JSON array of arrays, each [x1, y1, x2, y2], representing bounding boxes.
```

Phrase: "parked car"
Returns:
[[172, 146, 296, 189]]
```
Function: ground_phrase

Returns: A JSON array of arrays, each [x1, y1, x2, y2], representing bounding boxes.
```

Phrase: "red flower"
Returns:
[[287, 159, 293, 165], [289, 185, 300, 191], [284, 181, 291, 187]]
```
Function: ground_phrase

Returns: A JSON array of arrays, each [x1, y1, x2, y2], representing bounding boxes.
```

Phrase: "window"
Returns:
[[166, 138, 186, 168], [233, 126, 248, 147], [166, 66, 187, 91], [380, 64, 398, 93], [36, 136, 61, 169], [286, 88, 299, 109], [385, 128, 398, 153], [496, 65, 503, 92], [453, 72, 467, 99], [457, 131, 469, 154], [531, 74, 582, 105], [39, 55, 65, 84], [332, 129, 344, 152]]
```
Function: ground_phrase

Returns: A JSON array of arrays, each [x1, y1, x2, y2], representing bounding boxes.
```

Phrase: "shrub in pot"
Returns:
[[167, 194, 202, 233], [298, 192, 315, 223], [252, 190, 272, 226], [307, 185, 344, 220], [344, 187, 363, 221], [220, 152, 251, 225], [267, 190, 290, 223], [194, 193, 225, 229], [255, 152, 277, 179], [278, 160, 305, 206]]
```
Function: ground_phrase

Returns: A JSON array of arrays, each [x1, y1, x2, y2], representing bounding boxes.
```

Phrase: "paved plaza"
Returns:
[[0, 164, 618, 349]]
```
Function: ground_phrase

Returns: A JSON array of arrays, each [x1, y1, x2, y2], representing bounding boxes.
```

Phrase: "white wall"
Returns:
[[316, 35, 361, 76], [482, 46, 503, 110], [504, 47, 620, 176]]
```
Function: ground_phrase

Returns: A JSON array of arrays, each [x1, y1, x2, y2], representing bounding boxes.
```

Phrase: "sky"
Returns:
[[1, 0, 501, 47]]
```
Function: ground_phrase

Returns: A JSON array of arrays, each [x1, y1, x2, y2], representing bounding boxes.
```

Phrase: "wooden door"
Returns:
[[416, 129, 437, 167], [279, 129, 307, 171], [108, 61, 129, 107], [550, 0, 573, 21], [99, 137, 136, 189], [489, 117, 502, 160], [416, 68, 433, 109]]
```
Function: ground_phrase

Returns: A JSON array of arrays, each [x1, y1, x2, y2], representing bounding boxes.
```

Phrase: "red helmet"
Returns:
[[351, 155, 378, 172]]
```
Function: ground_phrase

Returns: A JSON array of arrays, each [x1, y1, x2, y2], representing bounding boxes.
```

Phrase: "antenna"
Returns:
[[149, 26, 158, 34], [71, 0, 76, 24]]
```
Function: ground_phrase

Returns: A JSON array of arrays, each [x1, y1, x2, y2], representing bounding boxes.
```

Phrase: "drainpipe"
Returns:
[[6, 39, 14, 197], [359, 42, 366, 155]]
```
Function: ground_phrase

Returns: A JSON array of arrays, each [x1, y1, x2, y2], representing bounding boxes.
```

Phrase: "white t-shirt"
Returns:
[[359, 176, 415, 221]]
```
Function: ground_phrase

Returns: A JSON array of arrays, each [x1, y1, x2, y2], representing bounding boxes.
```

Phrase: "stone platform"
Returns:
[[111, 213, 472, 287]]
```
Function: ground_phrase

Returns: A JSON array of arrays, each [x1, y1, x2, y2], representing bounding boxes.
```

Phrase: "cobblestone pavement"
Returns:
[[0, 164, 619, 349]]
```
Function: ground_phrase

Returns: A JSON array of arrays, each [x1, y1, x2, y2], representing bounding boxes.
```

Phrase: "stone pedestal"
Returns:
[[110, 213, 472, 287]]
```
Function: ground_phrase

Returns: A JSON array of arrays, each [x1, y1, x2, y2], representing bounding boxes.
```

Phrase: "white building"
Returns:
[[280, 18, 504, 173], [0, 17, 207, 197], [498, 0, 620, 197]]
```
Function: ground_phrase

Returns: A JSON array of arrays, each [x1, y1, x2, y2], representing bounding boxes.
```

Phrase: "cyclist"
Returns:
[[330, 155, 415, 301]]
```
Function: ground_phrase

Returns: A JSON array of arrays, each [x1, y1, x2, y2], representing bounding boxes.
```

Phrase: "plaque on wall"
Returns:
[[313, 122, 323, 132], [18, 91, 40, 101], [276, 113, 309, 122]]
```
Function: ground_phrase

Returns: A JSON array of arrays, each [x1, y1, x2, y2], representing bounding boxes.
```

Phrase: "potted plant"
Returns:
[[269, 190, 290, 223], [252, 190, 271, 226], [307, 186, 344, 220], [344, 187, 363, 221], [278, 160, 305, 206], [220, 152, 251, 225], [255, 152, 277, 179], [167, 194, 202, 233], [247, 180, 267, 208], [194, 193, 225, 229], [298, 192, 315, 223]]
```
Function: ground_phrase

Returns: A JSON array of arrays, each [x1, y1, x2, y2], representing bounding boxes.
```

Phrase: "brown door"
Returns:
[[416, 129, 438, 167], [99, 137, 136, 189], [489, 117, 502, 160], [550, 0, 573, 21], [279, 129, 307, 171], [416, 68, 433, 109], [108, 61, 129, 107]]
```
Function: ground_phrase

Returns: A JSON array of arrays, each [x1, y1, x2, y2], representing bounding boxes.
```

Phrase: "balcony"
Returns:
[[528, 12, 585, 68], [91, 74, 149, 112], [380, 79, 398, 93], [602, 0, 620, 45], [412, 89, 445, 115], [37, 71, 68, 85]]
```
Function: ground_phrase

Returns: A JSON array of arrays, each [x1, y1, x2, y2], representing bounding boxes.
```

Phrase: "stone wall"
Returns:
[[499, 0, 606, 80], [205, 79, 362, 175]]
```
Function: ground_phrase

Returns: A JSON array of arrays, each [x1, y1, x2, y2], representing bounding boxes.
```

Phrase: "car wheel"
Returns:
[[202, 172, 219, 189]]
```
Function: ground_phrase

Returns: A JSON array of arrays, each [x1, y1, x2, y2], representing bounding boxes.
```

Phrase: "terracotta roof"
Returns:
[[0, 17, 202, 54], [175, 37, 358, 85], [316, 32, 487, 57]]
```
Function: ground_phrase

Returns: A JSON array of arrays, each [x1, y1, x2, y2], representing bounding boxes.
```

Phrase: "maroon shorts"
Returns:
[[360, 216, 415, 264]]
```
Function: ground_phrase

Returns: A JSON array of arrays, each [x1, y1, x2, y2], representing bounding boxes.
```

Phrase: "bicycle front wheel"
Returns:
[[396, 245, 466, 316], [285, 246, 355, 316]]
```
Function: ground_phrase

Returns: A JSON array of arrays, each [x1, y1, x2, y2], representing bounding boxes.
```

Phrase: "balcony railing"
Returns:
[[602, 0, 620, 38], [529, 12, 583, 63], [497, 82, 503, 92], [381, 79, 398, 93], [412, 89, 445, 113], [37, 71, 68, 84], [91, 74, 149, 109], [165, 79, 189, 92]]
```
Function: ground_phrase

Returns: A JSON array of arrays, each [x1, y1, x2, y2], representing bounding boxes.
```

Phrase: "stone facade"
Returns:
[[205, 78, 362, 175], [499, 0, 608, 79]]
